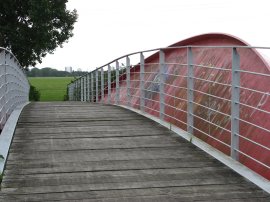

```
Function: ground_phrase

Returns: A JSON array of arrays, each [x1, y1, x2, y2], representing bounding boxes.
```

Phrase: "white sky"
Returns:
[[36, 0, 270, 71]]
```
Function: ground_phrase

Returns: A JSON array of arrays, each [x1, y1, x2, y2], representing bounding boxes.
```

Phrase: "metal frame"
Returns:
[[126, 56, 131, 107], [67, 45, 270, 183], [0, 48, 29, 131], [159, 50, 165, 120], [140, 53, 145, 112], [231, 47, 240, 160], [187, 47, 194, 135]]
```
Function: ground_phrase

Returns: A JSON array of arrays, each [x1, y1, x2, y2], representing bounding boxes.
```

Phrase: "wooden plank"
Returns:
[[2, 166, 238, 186], [1, 184, 269, 202], [0, 177, 252, 194], [0, 102, 269, 201], [7, 147, 207, 162], [10, 136, 188, 152], [5, 158, 222, 175]]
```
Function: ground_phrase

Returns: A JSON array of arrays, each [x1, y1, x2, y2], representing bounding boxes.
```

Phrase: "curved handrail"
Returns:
[[0, 47, 29, 132], [67, 34, 270, 182]]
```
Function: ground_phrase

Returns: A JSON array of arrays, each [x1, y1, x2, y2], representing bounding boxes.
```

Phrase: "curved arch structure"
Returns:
[[69, 33, 270, 180], [109, 33, 270, 179]]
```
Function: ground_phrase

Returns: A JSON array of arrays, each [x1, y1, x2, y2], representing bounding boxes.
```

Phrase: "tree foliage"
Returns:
[[27, 67, 87, 77], [0, 0, 77, 68]]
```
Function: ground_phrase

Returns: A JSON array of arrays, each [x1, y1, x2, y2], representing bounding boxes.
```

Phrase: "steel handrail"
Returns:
[[0, 48, 29, 132], [67, 46, 270, 181]]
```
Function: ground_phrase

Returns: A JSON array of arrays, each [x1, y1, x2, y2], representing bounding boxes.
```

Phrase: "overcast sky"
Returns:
[[36, 0, 270, 71]]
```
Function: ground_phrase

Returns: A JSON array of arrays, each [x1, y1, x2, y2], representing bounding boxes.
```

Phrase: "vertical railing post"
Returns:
[[126, 56, 131, 107], [3, 51, 7, 124], [91, 72, 94, 102], [80, 77, 83, 101], [96, 69, 99, 102], [74, 80, 76, 101], [83, 76, 86, 102], [187, 47, 194, 134], [73, 83, 75, 101], [75, 80, 78, 101], [75, 79, 78, 101], [72, 83, 74, 101], [86, 73, 90, 102], [101, 67, 104, 103], [116, 61, 120, 104], [140, 53, 145, 112], [159, 50, 165, 120], [108, 65, 111, 104], [70, 84, 74, 101], [231, 47, 240, 160]]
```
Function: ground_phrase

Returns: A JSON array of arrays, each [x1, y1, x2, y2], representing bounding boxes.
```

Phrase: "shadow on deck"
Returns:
[[0, 102, 269, 201]]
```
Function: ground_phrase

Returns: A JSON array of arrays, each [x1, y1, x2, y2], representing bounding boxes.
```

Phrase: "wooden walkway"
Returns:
[[0, 102, 269, 201]]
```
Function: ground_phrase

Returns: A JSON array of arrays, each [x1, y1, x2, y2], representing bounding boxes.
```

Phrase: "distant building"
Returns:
[[65, 66, 72, 73], [77, 68, 82, 72]]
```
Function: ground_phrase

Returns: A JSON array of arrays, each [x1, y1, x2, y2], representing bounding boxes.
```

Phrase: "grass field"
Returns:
[[28, 77, 74, 101]]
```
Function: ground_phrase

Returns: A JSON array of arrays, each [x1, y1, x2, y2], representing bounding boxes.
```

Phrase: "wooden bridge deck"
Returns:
[[0, 102, 269, 201]]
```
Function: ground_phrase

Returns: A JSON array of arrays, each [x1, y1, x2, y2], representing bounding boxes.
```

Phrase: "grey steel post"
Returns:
[[76, 79, 78, 101], [187, 47, 194, 134], [96, 69, 99, 102], [76, 80, 78, 101], [89, 73, 91, 102], [140, 52, 145, 112], [116, 61, 120, 104], [91, 72, 94, 102], [101, 67, 104, 103], [86, 74, 89, 101], [231, 47, 240, 160], [79, 77, 81, 101], [159, 50, 165, 120], [88, 73, 90, 101], [126, 56, 131, 107], [83, 76, 86, 101], [74, 80, 77, 101], [108, 65, 111, 104], [80, 77, 83, 101], [78, 79, 81, 101]]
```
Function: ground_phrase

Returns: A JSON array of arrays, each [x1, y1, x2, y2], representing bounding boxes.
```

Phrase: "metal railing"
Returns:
[[67, 46, 270, 180], [0, 48, 29, 131]]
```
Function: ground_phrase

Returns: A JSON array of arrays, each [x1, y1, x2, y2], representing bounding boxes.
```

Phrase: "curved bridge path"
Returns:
[[0, 102, 269, 201]]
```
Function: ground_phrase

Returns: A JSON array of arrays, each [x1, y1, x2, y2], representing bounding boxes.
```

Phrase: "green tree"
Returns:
[[0, 0, 77, 68]]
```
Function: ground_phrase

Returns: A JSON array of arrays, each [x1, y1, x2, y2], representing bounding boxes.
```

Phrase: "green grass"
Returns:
[[28, 77, 74, 101]]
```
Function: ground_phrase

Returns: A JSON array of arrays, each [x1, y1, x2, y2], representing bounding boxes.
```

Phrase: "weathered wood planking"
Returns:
[[0, 102, 269, 201]]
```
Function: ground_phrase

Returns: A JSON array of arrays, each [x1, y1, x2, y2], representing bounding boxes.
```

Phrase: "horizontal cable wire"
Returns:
[[191, 125, 231, 148], [234, 149, 270, 169], [235, 133, 270, 151], [191, 102, 231, 117], [238, 102, 270, 115], [193, 89, 231, 102], [191, 113, 231, 133], [237, 118, 270, 133]]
